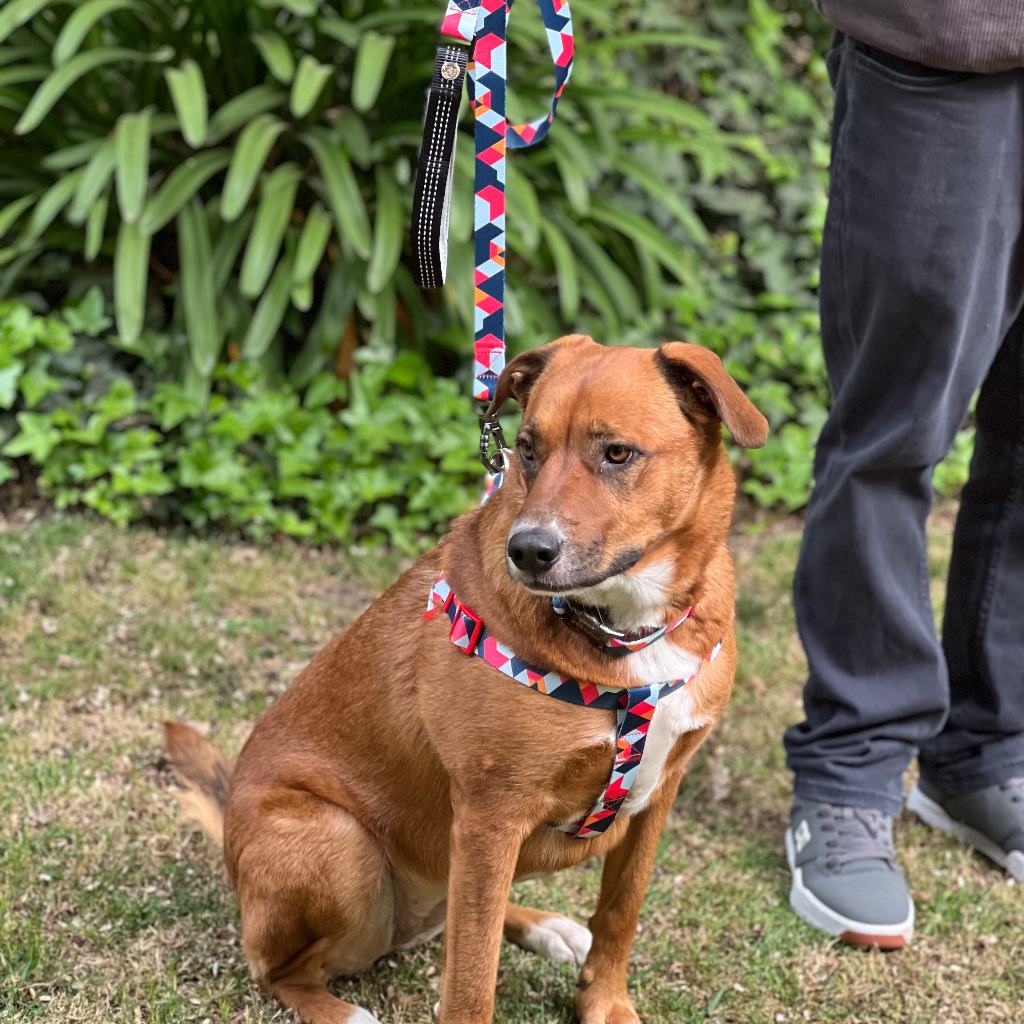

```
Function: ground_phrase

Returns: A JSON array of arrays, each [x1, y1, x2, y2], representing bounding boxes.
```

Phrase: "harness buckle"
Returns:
[[479, 414, 511, 474]]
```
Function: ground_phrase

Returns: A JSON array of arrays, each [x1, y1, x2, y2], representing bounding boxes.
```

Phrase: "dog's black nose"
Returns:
[[507, 527, 562, 576]]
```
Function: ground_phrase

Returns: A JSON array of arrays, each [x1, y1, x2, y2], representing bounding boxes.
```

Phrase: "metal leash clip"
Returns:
[[479, 414, 510, 473]]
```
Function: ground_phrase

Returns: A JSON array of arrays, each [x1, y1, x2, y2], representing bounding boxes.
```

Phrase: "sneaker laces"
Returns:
[[999, 777, 1024, 803], [818, 806, 896, 870]]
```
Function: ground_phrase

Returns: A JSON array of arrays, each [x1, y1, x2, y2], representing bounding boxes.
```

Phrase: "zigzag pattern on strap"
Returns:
[[439, 0, 575, 403]]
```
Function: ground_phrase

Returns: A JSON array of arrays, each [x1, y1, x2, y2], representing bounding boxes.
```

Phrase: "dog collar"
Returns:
[[425, 574, 721, 839], [551, 596, 692, 656]]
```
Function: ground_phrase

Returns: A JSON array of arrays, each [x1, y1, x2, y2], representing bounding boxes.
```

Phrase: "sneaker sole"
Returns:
[[907, 784, 1024, 882], [784, 829, 914, 949]]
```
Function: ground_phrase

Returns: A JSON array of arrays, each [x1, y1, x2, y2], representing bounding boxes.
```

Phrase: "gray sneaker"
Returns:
[[785, 800, 915, 948], [908, 777, 1024, 881]]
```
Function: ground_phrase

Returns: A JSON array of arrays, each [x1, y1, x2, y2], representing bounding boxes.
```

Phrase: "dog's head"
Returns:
[[488, 336, 767, 613]]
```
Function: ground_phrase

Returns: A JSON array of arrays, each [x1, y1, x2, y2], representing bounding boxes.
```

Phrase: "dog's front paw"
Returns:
[[514, 914, 592, 964], [576, 985, 640, 1024]]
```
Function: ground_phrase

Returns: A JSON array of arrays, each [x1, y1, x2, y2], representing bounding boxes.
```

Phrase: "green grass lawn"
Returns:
[[2, 505, 1022, 1023]]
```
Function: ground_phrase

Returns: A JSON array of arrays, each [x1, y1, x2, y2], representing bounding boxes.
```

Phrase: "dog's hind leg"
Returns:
[[233, 791, 394, 1024], [503, 902, 592, 964]]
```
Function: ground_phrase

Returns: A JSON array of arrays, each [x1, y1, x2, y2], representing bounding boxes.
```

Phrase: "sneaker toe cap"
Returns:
[[801, 865, 912, 927]]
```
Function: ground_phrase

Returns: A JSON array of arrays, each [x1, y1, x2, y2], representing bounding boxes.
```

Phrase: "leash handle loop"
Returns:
[[412, 0, 575, 403]]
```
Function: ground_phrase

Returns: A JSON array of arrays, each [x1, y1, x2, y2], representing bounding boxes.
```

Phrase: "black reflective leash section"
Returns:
[[411, 45, 468, 289]]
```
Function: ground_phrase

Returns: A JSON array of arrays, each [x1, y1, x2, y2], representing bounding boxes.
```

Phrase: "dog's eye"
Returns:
[[605, 444, 633, 465], [517, 438, 535, 461]]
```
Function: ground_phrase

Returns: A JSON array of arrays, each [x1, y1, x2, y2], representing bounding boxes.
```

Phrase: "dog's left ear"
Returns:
[[656, 342, 769, 449]]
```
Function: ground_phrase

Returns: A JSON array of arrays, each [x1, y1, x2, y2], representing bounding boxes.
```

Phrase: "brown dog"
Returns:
[[164, 335, 768, 1024]]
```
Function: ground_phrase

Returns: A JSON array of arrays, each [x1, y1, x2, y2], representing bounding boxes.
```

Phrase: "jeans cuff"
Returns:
[[918, 754, 1024, 797], [792, 776, 904, 818]]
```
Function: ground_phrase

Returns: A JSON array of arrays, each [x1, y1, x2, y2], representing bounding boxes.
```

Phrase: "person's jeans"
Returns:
[[783, 34, 1024, 817]]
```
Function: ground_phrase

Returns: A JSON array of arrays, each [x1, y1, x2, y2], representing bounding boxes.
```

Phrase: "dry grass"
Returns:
[[1, 505, 1022, 1023]]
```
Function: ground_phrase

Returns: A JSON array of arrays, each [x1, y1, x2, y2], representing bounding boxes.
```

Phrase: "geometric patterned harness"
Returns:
[[426, 574, 722, 838]]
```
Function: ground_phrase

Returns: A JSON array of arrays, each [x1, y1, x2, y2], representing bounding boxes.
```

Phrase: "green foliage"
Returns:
[[0, 0, 972, 533], [0, 297, 482, 551]]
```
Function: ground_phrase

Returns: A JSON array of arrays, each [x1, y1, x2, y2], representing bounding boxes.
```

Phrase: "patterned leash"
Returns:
[[411, 0, 575, 405]]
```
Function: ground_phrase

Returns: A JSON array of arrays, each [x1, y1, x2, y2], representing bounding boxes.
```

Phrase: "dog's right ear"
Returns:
[[486, 341, 559, 417]]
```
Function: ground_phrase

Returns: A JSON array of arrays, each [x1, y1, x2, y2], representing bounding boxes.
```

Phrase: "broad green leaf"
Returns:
[[292, 201, 331, 286], [351, 31, 394, 113], [239, 163, 300, 298], [139, 149, 229, 235], [290, 54, 333, 119], [211, 209, 253, 293], [0, 194, 37, 238], [40, 138, 103, 170], [177, 198, 221, 376], [115, 107, 152, 223], [0, 64, 46, 87], [15, 46, 173, 135], [165, 59, 208, 148], [206, 85, 284, 144], [20, 358, 61, 407], [220, 114, 284, 222], [590, 198, 690, 282], [114, 218, 150, 345], [366, 164, 402, 294], [318, 15, 361, 48], [68, 139, 116, 224], [2, 411, 61, 463], [242, 244, 295, 359], [613, 153, 709, 245], [22, 168, 83, 241], [0, 0, 54, 46], [52, 0, 139, 66], [540, 220, 578, 321], [303, 129, 370, 259], [85, 192, 108, 261], [252, 31, 294, 84], [0, 362, 22, 407]]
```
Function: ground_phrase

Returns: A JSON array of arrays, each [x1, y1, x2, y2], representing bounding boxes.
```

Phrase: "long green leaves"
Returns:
[[68, 141, 116, 224], [15, 47, 172, 135], [242, 244, 295, 359], [139, 150, 230, 235], [351, 32, 394, 112], [291, 202, 331, 311], [366, 165, 402, 294], [165, 60, 208, 148], [252, 32, 295, 83], [221, 114, 284, 222], [290, 55, 333, 117], [176, 199, 220, 376], [0, 0, 53, 46], [114, 219, 150, 345], [52, 0, 140, 66], [239, 163, 301, 298], [304, 129, 371, 259], [206, 85, 284, 144], [114, 108, 151, 223]]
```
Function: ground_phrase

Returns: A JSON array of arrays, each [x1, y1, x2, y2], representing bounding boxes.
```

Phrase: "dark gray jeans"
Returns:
[[784, 34, 1024, 817]]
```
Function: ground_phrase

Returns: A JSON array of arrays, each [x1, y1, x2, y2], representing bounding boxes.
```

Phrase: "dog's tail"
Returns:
[[163, 722, 232, 847]]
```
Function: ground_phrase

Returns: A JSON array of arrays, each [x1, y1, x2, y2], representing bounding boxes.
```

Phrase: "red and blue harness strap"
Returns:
[[425, 574, 722, 839], [413, 0, 575, 402]]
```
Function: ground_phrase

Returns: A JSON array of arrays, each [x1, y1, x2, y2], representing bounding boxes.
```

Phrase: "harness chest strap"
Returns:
[[425, 574, 722, 839]]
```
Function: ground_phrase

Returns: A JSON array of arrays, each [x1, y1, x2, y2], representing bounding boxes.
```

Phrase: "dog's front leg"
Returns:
[[439, 800, 525, 1024], [577, 750, 698, 1024]]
